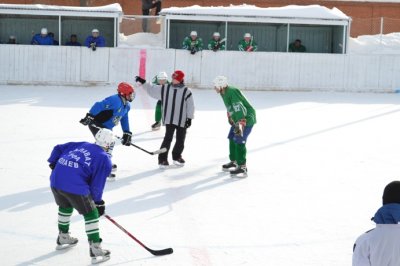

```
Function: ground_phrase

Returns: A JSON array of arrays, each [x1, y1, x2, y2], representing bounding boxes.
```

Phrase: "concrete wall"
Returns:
[[1, 45, 400, 92]]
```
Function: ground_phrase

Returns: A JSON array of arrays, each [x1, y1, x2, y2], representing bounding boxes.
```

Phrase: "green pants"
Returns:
[[229, 139, 247, 165], [155, 100, 162, 122]]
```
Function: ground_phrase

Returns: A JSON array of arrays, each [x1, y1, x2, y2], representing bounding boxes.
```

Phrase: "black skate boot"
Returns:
[[173, 157, 185, 167], [151, 121, 161, 131], [56, 232, 78, 250], [89, 239, 110, 264], [222, 161, 238, 172], [230, 165, 248, 178], [159, 160, 170, 169]]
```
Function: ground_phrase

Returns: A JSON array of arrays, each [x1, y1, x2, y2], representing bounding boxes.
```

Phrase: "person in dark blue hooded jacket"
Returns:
[[84, 29, 106, 50], [352, 181, 400, 266], [31, 28, 53, 45]]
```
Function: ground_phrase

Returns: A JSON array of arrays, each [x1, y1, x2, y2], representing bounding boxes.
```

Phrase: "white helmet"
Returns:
[[95, 128, 115, 152], [41, 28, 48, 35], [157, 71, 168, 80], [244, 33, 251, 38], [213, 76, 228, 89], [190, 31, 197, 36], [213, 32, 220, 37]]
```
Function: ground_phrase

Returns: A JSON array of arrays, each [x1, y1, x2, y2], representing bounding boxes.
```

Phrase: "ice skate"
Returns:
[[159, 160, 170, 169], [107, 164, 117, 181], [56, 232, 78, 250], [222, 161, 238, 172], [151, 121, 161, 131], [230, 165, 248, 178], [90, 240, 110, 264], [173, 157, 185, 167]]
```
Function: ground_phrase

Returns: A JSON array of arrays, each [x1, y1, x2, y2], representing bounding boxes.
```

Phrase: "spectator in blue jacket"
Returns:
[[84, 29, 106, 51], [31, 28, 54, 45], [65, 34, 81, 46], [48, 128, 113, 262]]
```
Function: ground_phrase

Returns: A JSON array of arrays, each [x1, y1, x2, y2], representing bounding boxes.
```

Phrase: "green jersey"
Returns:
[[182, 37, 203, 52], [208, 39, 225, 51], [238, 39, 258, 52], [220, 86, 256, 126]]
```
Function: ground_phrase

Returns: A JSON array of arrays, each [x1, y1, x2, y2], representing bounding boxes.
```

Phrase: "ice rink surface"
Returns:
[[1, 84, 400, 265]]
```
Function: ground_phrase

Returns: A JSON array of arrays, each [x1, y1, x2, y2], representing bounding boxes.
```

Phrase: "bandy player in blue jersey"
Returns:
[[79, 82, 135, 178], [48, 128, 114, 264]]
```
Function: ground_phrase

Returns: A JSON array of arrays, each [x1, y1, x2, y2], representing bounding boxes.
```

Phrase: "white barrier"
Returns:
[[1, 44, 400, 92]]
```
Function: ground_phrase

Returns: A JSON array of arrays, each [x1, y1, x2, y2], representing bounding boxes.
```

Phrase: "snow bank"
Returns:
[[348, 32, 400, 54], [118, 32, 164, 48]]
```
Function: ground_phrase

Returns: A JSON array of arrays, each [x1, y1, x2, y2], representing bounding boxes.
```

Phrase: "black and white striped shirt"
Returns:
[[143, 83, 195, 128]]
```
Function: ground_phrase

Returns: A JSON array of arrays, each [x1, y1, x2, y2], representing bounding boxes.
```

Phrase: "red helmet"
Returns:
[[172, 70, 185, 83], [117, 82, 135, 102]]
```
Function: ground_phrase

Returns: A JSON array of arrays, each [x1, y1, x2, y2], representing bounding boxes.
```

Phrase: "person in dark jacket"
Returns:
[[48, 128, 113, 263], [31, 28, 53, 45], [84, 29, 106, 50], [48, 32, 59, 46], [141, 0, 162, 32], [289, 39, 306, 52], [65, 34, 81, 46], [136, 70, 195, 168]]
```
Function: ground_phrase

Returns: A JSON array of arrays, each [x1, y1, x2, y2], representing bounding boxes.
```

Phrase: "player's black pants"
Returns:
[[159, 124, 187, 163]]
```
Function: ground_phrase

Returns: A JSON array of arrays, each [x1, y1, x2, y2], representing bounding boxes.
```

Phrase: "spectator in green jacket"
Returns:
[[238, 33, 257, 52], [289, 39, 306, 52], [208, 32, 225, 52], [182, 31, 203, 55]]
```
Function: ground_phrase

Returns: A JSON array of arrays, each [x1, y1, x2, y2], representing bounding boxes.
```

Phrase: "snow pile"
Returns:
[[348, 33, 400, 54], [118, 32, 164, 48], [160, 4, 349, 20], [0, 3, 122, 13]]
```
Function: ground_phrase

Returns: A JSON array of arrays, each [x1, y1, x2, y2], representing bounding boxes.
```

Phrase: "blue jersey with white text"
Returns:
[[89, 94, 131, 132], [48, 142, 112, 202]]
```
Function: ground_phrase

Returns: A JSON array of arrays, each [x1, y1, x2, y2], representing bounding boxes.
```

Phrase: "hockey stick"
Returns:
[[88, 124, 165, 155], [105, 214, 173, 256], [116, 136, 167, 155]]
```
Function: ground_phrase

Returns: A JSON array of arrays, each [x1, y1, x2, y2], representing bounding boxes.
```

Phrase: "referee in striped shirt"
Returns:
[[136, 70, 195, 168]]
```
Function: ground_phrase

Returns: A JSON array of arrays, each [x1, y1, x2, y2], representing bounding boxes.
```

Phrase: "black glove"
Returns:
[[49, 163, 55, 170], [121, 131, 132, 146], [135, 76, 146, 84], [190, 47, 196, 54], [185, 118, 192, 128], [80, 113, 94, 126], [95, 200, 105, 216], [90, 42, 96, 51]]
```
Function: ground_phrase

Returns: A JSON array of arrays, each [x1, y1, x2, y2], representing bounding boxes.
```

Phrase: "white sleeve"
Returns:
[[352, 233, 371, 266], [142, 83, 162, 100]]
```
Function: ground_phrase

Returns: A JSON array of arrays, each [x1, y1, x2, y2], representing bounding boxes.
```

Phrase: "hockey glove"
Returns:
[[90, 42, 96, 51], [95, 200, 105, 216], [121, 131, 132, 146], [49, 163, 55, 170], [190, 47, 197, 54], [80, 113, 94, 126], [135, 76, 146, 84], [185, 118, 192, 128], [233, 119, 246, 137]]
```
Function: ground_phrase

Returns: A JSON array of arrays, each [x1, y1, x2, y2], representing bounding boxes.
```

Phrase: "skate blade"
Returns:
[[230, 173, 248, 178], [173, 161, 185, 167], [91, 255, 110, 264], [222, 167, 237, 172], [106, 177, 116, 182], [151, 127, 161, 131], [55, 243, 77, 250]]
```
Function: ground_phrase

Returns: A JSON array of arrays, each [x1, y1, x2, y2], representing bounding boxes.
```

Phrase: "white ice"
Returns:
[[1, 84, 400, 265]]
